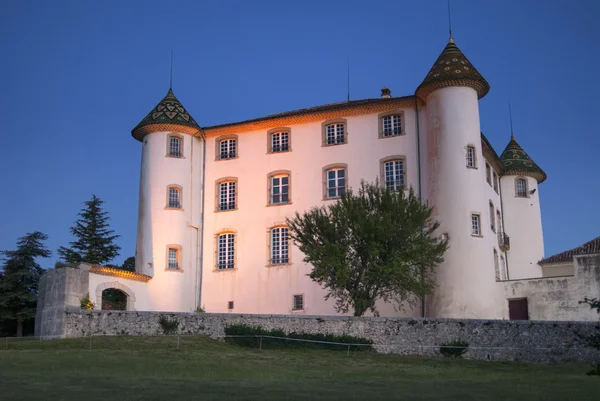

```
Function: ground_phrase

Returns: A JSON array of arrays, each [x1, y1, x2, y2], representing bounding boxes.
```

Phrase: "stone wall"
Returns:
[[63, 308, 600, 363]]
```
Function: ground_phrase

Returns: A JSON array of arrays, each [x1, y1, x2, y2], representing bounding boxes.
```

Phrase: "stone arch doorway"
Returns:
[[95, 281, 136, 310]]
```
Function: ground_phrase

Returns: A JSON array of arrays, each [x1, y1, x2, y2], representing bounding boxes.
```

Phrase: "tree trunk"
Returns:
[[16, 320, 23, 337]]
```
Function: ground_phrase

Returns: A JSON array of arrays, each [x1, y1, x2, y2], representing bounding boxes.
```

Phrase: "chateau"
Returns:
[[35, 35, 600, 328]]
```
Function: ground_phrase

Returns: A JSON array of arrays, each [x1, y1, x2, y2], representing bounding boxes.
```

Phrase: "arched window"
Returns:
[[217, 232, 235, 270], [269, 226, 289, 265], [323, 164, 347, 199], [166, 185, 182, 209], [268, 128, 291, 153], [216, 178, 237, 211], [215, 135, 238, 160], [322, 119, 347, 145], [167, 135, 183, 158], [268, 171, 291, 205], [380, 157, 406, 191], [101, 289, 127, 310], [515, 178, 528, 197]]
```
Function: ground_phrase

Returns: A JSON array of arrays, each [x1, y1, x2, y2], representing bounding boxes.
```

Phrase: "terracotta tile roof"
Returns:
[[89, 265, 152, 282], [539, 236, 600, 265]]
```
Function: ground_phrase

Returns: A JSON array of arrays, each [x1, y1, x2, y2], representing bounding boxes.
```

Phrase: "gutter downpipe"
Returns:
[[190, 129, 207, 310], [415, 97, 425, 318]]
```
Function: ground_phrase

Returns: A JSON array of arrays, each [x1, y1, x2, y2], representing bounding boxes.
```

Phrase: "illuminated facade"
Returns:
[[106, 36, 553, 319]]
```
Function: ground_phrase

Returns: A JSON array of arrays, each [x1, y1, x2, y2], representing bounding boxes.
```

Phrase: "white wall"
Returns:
[[88, 273, 152, 311], [500, 175, 544, 279], [200, 109, 421, 317]]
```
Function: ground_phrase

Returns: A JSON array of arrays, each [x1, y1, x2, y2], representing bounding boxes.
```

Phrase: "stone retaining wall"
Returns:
[[63, 308, 600, 363]]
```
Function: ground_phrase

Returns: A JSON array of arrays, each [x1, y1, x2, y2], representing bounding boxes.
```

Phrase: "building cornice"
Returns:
[[89, 265, 152, 283]]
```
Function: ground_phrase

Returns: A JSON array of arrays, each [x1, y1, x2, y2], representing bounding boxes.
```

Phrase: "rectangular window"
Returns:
[[326, 168, 346, 198], [516, 178, 527, 197], [471, 214, 481, 236], [489, 202, 496, 232], [493, 249, 500, 281], [485, 163, 491, 185], [167, 247, 179, 269], [325, 123, 345, 145], [270, 227, 289, 265], [168, 187, 180, 208], [219, 181, 236, 210], [492, 172, 498, 192], [382, 115, 402, 137], [384, 160, 405, 191], [219, 139, 237, 159], [227, 301, 234, 310], [217, 233, 235, 270], [293, 294, 304, 311], [466, 146, 476, 168], [271, 175, 289, 204], [271, 131, 290, 152], [496, 210, 502, 234], [169, 137, 181, 157]]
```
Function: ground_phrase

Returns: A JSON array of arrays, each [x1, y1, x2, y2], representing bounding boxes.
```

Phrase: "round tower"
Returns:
[[416, 38, 505, 319], [131, 88, 203, 312], [499, 136, 546, 279]]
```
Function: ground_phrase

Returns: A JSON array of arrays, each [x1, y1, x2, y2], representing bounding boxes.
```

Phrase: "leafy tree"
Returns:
[[0, 231, 51, 336], [286, 180, 448, 316], [121, 256, 135, 272], [57, 195, 121, 265]]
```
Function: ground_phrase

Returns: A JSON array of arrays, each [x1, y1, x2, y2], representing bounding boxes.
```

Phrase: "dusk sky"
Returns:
[[1, 0, 598, 267]]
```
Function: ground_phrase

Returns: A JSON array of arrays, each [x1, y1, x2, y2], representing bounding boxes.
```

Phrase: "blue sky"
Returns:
[[0, 0, 598, 267]]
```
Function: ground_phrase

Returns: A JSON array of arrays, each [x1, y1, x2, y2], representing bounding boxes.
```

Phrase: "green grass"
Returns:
[[0, 336, 598, 400]]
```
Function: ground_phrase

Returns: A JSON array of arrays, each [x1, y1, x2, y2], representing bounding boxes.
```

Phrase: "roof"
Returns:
[[500, 136, 547, 183], [132, 88, 200, 141], [539, 236, 600, 265], [416, 38, 490, 101], [89, 265, 152, 282]]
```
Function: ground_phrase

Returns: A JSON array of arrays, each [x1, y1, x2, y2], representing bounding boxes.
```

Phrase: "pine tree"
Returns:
[[0, 231, 51, 336], [57, 195, 121, 265]]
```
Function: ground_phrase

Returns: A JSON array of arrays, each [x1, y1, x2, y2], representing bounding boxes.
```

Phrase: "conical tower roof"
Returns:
[[500, 136, 547, 183], [131, 88, 200, 141], [416, 38, 490, 101]]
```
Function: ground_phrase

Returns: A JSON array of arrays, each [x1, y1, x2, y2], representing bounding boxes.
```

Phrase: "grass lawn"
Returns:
[[0, 336, 598, 400]]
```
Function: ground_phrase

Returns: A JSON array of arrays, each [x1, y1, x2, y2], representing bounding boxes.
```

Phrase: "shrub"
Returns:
[[80, 293, 95, 310], [158, 315, 179, 335], [224, 324, 372, 351], [195, 306, 206, 313], [439, 340, 469, 358]]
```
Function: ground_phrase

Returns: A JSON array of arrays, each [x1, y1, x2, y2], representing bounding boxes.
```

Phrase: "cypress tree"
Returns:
[[0, 231, 51, 336], [57, 195, 121, 265]]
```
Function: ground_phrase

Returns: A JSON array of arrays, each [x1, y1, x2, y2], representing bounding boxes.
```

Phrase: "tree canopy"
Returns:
[[286, 180, 448, 316], [0, 231, 51, 336], [57, 195, 121, 265]]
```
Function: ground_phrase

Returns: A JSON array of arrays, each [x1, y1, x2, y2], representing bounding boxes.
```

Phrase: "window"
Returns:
[[270, 174, 290, 205], [218, 180, 236, 211], [325, 167, 346, 199], [515, 178, 528, 197], [167, 247, 180, 270], [270, 227, 289, 265], [382, 115, 402, 137], [270, 130, 290, 153], [167, 186, 181, 209], [325, 122, 345, 145], [496, 210, 502, 234], [489, 202, 495, 233], [471, 214, 481, 236], [466, 146, 476, 168], [217, 233, 235, 270], [485, 163, 491, 185], [167, 135, 182, 157], [227, 301, 234, 310], [218, 138, 237, 160], [492, 172, 498, 192], [493, 249, 500, 281], [500, 256, 506, 281], [383, 160, 405, 191], [292, 294, 304, 311]]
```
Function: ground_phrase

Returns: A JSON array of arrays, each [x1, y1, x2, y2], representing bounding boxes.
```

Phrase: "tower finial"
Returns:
[[170, 50, 174, 90], [447, 0, 453, 41], [509, 101, 515, 139], [347, 56, 350, 102]]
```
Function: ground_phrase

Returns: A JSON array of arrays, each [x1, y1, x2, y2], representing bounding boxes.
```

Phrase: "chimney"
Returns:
[[381, 87, 391, 98]]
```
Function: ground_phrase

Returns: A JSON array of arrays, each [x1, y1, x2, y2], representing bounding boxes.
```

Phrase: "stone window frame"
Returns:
[[214, 229, 237, 271], [466, 144, 477, 169], [165, 184, 183, 211], [471, 213, 482, 237], [266, 223, 291, 267], [292, 294, 305, 311], [227, 301, 234, 310], [379, 155, 407, 192], [267, 127, 292, 154], [215, 177, 238, 212], [267, 170, 292, 206], [500, 255, 506, 281], [377, 109, 406, 138], [166, 133, 184, 158], [165, 244, 183, 272], [322, 163, 348, 200], [215, 134, 239, 161], [485, 162, 492, 185], [489, 201, 496, 233], [321, 118, 348, 146], [492, 171, 499, 193], [515, 177, 529, 198], [95, 281, 136, 311]]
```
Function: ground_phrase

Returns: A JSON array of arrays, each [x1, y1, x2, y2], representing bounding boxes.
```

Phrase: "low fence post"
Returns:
[[347, 344, 350, 357], [177, 335, 180, 351], [89, 336, 92, 351], [259, 336, 263, 351]]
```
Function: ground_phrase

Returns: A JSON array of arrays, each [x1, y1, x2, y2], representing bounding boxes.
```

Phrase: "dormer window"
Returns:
[[167, 135, 182, 158]]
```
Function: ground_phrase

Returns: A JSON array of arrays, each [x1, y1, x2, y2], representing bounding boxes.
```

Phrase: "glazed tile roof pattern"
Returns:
[[500, 136, 547, 183], [539, 236, 600, 265], [132, 89, 200, 139], [416, 38, 490, 100]]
